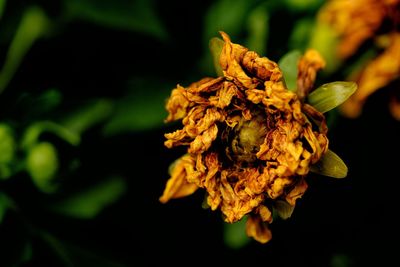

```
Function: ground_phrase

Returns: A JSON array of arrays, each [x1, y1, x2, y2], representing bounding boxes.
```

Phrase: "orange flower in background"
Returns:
[[318, 0, 400, 118], [160, 31, 334, 244]]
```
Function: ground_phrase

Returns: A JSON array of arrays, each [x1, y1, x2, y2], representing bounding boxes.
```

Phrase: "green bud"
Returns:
[[26, 142, 59, 193]]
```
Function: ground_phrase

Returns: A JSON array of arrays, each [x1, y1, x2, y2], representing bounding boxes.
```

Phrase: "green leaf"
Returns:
[[40, 232, 74, 266], [0, 123, 15, 164], [26, 142, 59, 193], [273, 200, 295, 220], [200, 0, 255, 75], [283, 0, 324, 12], [64, 0, 167, 40], [0, 0, 6, 20], [223, 218, 251, 249], [102, 78, 169, 136], [21, 121, 81, 149], [0, 192, 10, 223], [245, 3, 269, 56], [209, 37, 224, 77], [0, 6, 51, 94], [278, 50, 301, 91], [288, 18, 314, 51], [51, 176, 126, 219], [307, 81, 357, 113], [61, 99, 114, 135], [310, 149, 348, 178], [308, 22, 340, 74], [203, 0, 253, 46]]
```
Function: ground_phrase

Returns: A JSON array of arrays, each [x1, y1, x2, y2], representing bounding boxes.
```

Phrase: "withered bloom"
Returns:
[[160, 32, 330, 244], [318, 0, 400, 118]]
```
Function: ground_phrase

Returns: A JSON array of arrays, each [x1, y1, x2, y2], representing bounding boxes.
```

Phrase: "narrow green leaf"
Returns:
[[20, 242, 33, 263], [21, 121, 81, 149], [245, 3, 269, 56], [0, 123, 15, 164], [209, 37, 224, 77], [203, 0, 252, 46], [308, 22, 340, 74], [288, 18, 314, 51], [64, 0, 167, 40], [40, 232, 74, 267], [284, 0, 324, 12], [0, 6, 50, 94], [278, 50, 301, 91], [102, 78, 169, 136], [0, 0, 6, 20], [51, 176, 126, 219], [307, 81, 357, 113], [310, 149, 348, 178], [61, 99, 114, 135], [0, 193, 9, 223], [273, 200, 295, 220], [223, 218, 251, 249]]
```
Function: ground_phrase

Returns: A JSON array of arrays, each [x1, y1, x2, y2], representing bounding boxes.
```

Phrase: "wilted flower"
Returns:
[[318, 0, 400, 118], [160, 31, 352, 243]]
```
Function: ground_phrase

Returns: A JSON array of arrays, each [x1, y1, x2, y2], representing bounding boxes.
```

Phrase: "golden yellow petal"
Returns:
[[389, 96, 400, 121], [165, 85, 190, 122], [285, 178, 308, 206], [297, 49, 326, 99], [257, 205, 273, 223], [245, 215, 272, 244], [159, 155, 198, 203], [188, 124, 219, 154], [340, 33, 400, 118]]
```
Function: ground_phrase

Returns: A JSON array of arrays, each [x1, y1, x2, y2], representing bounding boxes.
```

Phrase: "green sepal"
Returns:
[[310, 149, 348, 178], [278, 50, 302, 92], [209, 37, 224, 77], [307, 81, 357, 113], [273, 200, 295, 220]]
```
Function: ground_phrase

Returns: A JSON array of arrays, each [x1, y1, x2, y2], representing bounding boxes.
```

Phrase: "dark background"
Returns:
[[1, 1, 399, 266]]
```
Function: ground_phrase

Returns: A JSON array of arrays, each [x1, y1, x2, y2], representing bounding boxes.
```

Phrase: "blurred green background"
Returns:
[[0, 0, 399, 266]]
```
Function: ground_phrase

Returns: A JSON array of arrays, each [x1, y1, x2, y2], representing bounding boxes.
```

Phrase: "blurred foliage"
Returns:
[[0, 0, 397, 266]]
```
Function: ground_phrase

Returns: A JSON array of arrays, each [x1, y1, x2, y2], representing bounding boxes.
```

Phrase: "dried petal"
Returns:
[[159, 155, 198, 203], [245, 215, 272, 244]]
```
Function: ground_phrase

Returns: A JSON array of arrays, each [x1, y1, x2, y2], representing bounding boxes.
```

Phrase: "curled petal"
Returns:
[[245, 215, 272, 244], [297, 49, 326, 99], [340, 33, 400, 118], [257, 205, 273, 223], [209, 82, 238, 108], [242, 51, 282, 82], [187, 77, 224, 94], [285, 178, 308, 206], [189, 124, 219, 154], [165, 85, 190, 122], [159, 155, 198, 203]]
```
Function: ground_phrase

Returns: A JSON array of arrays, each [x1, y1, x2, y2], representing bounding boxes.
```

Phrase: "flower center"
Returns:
[[226, 113, 270, 164]]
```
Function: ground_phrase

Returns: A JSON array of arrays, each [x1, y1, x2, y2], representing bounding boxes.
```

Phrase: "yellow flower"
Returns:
[[318, 0, 400, 118], [160, 32, 329, 243]]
